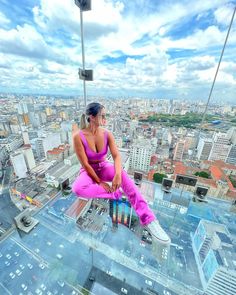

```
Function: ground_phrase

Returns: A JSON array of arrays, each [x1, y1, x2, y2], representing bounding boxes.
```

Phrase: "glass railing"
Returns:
[[1, 178, 235, 295]]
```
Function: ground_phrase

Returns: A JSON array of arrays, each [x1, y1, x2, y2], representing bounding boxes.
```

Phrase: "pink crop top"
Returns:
[[79, 130, 108, 162]]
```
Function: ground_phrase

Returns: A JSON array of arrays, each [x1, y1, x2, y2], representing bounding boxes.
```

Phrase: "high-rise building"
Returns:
[[227, 127, 236, 145], [129, 140, 153, 172], [22, 146, 36, 170], [22, 131, 30, 145], [196, 137, 213, 160], [226, 145, 236, 165], [209, 143, 231, 162], [0, 119, 11, 134], [173, 139, 186, 161], [0, 145, 8, 166], [10, 152, 28, 178], [209, 134, 231, 162], [17, 102, 29, 115], [192, 220, 235, 295]]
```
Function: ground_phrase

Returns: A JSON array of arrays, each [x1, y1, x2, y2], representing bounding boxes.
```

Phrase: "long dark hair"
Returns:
[[80, 102, 104, 129]]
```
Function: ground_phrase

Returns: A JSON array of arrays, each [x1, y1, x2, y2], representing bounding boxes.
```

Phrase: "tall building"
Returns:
[[184, 133, 198, 152], [192, 220, 236, 295], [209, 133, 231, 162], [0, 119, 11, 134], [226, 145, 236, 165], [173, 139, 186, 161], [196, 137, 213, 160], [22, 114, 30, 125], [227, 127, 236, 145], [22, 131, 30, 145], [0, 145, 8, 166], [129, 140, 153, 172], [21, 145, 36, 171], [209, 143, 231, 162], [10, 152, 28, 178], [17, 102, 30, 115]]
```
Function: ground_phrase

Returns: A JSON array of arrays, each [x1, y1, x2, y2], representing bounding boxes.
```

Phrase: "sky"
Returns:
[[0, 0, 236, 103]]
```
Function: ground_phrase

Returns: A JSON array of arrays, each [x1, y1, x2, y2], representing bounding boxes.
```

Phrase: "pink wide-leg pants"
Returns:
[[72, 161, 156, 225]]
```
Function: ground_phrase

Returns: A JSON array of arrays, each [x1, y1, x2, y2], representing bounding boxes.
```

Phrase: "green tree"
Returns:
[[229, 176, 236, 188], [153, 173, 167, 183], [194, 171, 210, 179]]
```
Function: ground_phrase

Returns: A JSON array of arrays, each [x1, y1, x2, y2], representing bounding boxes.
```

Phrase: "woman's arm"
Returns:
[[108, 131, 122, 191], [73, 131, 101, 184]]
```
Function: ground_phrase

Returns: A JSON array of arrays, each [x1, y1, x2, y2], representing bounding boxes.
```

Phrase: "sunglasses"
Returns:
[[98, 114, 106, 119]]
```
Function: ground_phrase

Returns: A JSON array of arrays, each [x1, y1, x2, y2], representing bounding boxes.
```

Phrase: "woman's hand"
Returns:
[[112, 174, 121, 192], [99, 182, 112, 193]]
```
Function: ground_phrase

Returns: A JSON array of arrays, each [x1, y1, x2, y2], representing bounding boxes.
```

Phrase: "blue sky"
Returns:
[[0, 0, 235, 103]]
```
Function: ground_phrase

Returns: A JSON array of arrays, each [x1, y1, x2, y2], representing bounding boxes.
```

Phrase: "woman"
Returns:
[[72, 102, 171, 247]]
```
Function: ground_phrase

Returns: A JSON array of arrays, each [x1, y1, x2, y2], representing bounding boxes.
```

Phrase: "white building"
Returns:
[[209, 142, 231, 162], [197, 137, 213, 160], [129, 139, 154, 172], [22, 131, 30, 145], [17, 102, 30, 114], [10, 152, 28, 178], [209, 133, 231, 162], [21, 146, 36, 170], [173, 139, 186, 161], [35, 133, 61, 160], [10, 123, 21, 134]]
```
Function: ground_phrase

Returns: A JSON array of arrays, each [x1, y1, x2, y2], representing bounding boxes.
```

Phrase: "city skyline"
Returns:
[[1, 94, 236, 294], [0, 0, 235, 102]]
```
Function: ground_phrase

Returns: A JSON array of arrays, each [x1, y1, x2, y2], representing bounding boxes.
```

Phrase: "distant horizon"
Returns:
[[0, 91, 235, 106], [0, 1, 235, 103]]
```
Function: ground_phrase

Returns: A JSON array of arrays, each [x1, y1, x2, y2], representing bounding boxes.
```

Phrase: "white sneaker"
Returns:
[[144, 220, 171, 246]]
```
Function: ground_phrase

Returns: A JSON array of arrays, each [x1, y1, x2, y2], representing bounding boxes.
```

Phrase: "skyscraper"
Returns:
[[173, 139, 186, 161], [196, 137, 213, 160], [10, 152, 28, 179], [192, 220, 236, 295]]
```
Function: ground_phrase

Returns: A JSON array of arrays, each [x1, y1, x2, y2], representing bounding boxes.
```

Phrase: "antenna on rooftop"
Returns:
[[75, 0, 93, 108]]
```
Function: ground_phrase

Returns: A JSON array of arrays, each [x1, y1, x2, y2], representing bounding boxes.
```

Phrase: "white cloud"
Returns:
[[33, 0, 122, 39], [160, 25, 236, 51], [0, 0, 235, 101], [0, 11, 10, 25], [214, 3, 235, 26], [0, 24, 71, 65]]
